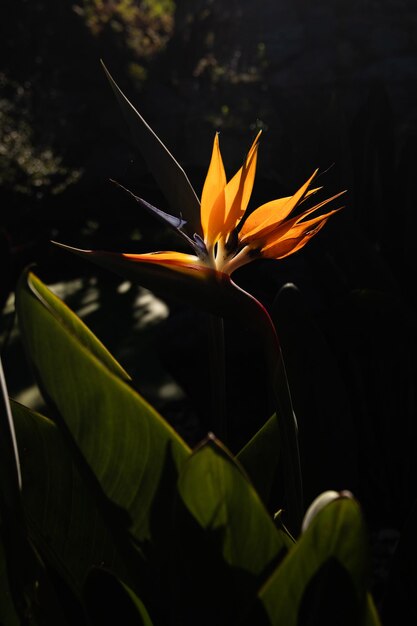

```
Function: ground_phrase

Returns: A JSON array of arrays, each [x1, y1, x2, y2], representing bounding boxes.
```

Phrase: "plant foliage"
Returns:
[[0, 269, 381, 625]]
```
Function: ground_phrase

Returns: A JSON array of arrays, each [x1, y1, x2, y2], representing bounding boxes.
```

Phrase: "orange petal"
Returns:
[[239, 170, 319, 243], [261, 209, 341, 258], [263, 207, 341, 248], [123, 251, 207, 272], [222, 131, 261, 236], [294, 191, 346, 225], [200, 133, 227, 245], [262, 221, 330, 260], [239, 188, 320, 243], [239, 196, 291, 242], [259, 191, 344, 245], [242, 189, 345, 246]]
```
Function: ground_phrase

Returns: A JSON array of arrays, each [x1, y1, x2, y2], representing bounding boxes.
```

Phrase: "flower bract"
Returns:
[[120, 131, 344, 277]]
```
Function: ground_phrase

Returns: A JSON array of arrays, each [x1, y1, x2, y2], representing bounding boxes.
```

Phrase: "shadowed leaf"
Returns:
[[172, 435, 292, 624], [11, 400, 133, 596], [1, 360, 71, 625], [101, 61, 201, 236]]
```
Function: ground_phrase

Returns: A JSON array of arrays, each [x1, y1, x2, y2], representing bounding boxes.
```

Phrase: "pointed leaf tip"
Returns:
[[100, 62, 202, 236]]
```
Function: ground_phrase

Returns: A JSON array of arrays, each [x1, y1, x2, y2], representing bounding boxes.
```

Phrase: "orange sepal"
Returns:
[[123, 251, 204, 270], [261, 208, 341, 259], [222, 131, 261, 238], [200, 133, 227, 246], [242, 190, 345, 249], [239, 170, 319, 243]]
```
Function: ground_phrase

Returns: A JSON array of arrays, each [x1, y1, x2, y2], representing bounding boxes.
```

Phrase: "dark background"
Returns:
[[1, 2, 417, 620]]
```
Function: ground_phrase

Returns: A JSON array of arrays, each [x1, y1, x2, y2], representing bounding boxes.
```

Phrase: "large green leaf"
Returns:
[[17, 272, 131, 384], [257, 495, 380, 625], [179, 435, 293, 569], [15, 269, 191, 557], [11, 400, 132, 596], [101, 61, 202, 237], [172, 435, 292, 624]]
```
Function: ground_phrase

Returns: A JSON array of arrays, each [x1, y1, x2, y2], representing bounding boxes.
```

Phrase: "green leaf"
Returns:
[[179, 435, 292, 569], [11, 400, 131, 596], [83, 569, 154, 626], [101, 61, 202, 237], [15, 269, 191, 555], [172, 435, 292, 624], [237, 413, 281, 511], [257, 496, 378, 625], [20, 272, 131, 384]]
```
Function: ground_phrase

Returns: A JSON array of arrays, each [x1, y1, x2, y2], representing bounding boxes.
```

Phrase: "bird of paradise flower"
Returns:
[[54, 63, 345, 532], [54, 62, 344, 293], [54, 127, 344, 329], [120, 131, 343, 278]]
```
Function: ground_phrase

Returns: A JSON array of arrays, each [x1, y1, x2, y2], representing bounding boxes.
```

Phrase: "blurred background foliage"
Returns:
[[1, 2, 417, 621]]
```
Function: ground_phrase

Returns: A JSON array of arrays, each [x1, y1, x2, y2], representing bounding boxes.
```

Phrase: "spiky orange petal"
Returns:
[[239, 170, 319, 243], [123, 251, 207, 272], [222, 131, 261, 236], [242, 190, 345, 248], [200, 133, 227, 247], [261, 208, 341, 259]]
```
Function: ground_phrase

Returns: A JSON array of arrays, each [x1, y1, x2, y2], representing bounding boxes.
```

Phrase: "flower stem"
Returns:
[[229, 280, 304, 534]]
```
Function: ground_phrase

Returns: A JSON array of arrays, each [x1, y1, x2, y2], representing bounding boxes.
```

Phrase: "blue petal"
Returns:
[[193, 233, 208, 255], [111, 179, 206, 258], [111, 179, 187, 229]]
